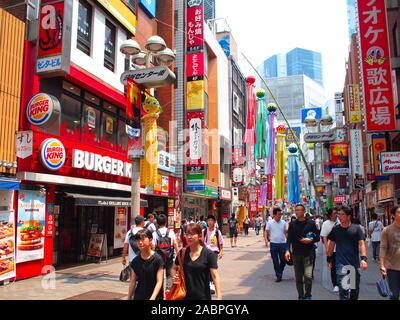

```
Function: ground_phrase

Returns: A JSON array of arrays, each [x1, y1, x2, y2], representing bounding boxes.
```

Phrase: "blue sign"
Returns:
[[285, 127, 302, 144], [139, 0, 156, 18], [218, 35, 231, 57], [301, 107, 322, 123]]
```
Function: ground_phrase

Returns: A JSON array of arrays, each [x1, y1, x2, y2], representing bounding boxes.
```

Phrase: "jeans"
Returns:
[[270, 243, 287, 280], [330, 252, 338, 287], [372, 241, 380, 260], [243, 224, 249, 235], [336, 264, 361, 300], [255, 225, 261, 235], [387, 269, 400, 300], [293, 255, 314, 299]]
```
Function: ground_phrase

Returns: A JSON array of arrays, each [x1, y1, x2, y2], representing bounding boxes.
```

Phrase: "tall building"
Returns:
[[204, 0, 216, 22], [347, 0, 357, 42], [263, 54, 287, 78], [286, 48, 323, 87]]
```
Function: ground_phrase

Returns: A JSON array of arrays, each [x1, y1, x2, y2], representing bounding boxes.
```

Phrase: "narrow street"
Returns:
[[0, 232, 385, 300]]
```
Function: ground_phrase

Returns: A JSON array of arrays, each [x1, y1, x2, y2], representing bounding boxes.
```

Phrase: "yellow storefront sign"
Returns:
[[96, 0, 137, 35], [187, 80, 204, 110]]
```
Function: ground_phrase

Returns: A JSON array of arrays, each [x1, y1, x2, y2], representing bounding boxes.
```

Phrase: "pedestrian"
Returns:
[[368, 213, 384, 262], [127, 229, 164, 300], [179, 219, 188, 248], [152, 214, 180, 290], [327, 206, 368, 300], [265, 207, 288, 282], [255, 214, 263, 236], [315, 215, 323, 231], [197, 215, 207, 230], [379, 206, 400, 300], [285, 204, 320, 300], [145, 213, 157, 233], [320, 207, 340, 293], [172, 223, 222, 300], [228, 213, 239, 247], [122, 216, 145, 266], [243, 215, 250, 236]]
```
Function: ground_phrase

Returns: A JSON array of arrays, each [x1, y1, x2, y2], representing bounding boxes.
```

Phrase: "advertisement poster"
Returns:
[[380, 151, 400, 174], [348, 84, 361, 123], [372, 135, 388, 177], [87, 234, 105, 258], [16, 190, 45, 263], [330, 142, 350, 174], [113, 207, 128, 249], [0, 211, 16, 281], [187, 80, 205, 110], [323, 162, 333, 183]]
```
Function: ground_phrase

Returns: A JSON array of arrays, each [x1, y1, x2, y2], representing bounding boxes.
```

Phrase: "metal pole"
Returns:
[[241, 53, 326, 213], [131, 158, 141, 222]]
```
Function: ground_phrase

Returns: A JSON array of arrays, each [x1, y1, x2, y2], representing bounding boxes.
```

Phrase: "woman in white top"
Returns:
[[368, 213, 384, 261]]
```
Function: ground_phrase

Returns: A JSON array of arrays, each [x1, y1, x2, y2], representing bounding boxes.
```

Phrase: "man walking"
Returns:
[[122, 216, 145, 266], [380, 206, 400, 300], [228, 213, 239, 247], [368, 213, 384, 262], [320, 207, 340, 293], [243, 216, 250, 236], [327, 206, 368, 300], [285, 204, 320, 300], [265, 207, 288, 282], [255, 214, 263, 236]]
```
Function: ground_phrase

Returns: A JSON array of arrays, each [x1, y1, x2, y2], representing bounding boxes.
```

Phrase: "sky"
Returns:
[[215, 0, 350, 101]]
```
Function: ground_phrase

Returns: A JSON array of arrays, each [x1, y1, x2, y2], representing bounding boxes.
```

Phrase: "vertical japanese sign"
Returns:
[[186, 0, 205, 192], [16, 131, 33, 159], [248, 188, 258, 216], [348, 84, 362, 123], [350, 129, 365, 177], [372, 134, 387, 177], [357, 0, 396, 131], [113, 207, 127, 249]]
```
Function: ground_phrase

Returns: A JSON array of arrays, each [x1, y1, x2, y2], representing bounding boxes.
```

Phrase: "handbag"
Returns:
[[376, 276, 392, 298], [169, 249, 187, 300], [119, 265, 132, 282]]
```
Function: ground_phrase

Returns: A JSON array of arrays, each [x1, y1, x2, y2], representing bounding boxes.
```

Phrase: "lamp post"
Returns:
[[120, 36, 175, 222]]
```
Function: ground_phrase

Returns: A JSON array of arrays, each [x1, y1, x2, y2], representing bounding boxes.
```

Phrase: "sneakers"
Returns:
[[333, 286, 339, 293], [275, 277, 282, 283], [210, 282, 216, 294]]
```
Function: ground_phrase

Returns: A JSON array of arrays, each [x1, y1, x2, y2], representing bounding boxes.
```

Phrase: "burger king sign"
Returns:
[[26, 93, 61, 126], [39, 138, 66, 171]]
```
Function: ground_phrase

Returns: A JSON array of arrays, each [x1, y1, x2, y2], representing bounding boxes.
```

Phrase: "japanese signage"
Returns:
[[96, 0, 136, 35], [348, 84, 362, 123], [232, 146, 244, 165], [248, 188, 258, 214], [187, 112, 204, 165], [354, 178, 365, 190], [335, 128, 346, 142], [36, 0, 72, 75], [333, 195, 347, 204], [114, 207, 128, 249], [39, 138, 66, 171], [0, 210, 16, 282], [330, 142, 350, 174], [16, 131, 33, 159], [187, 80, 205, 110], [285, 127, 301, 145], [267, 175, 273, 200], [26, 93, 61, 126], [186, 0, 204, 52], [232, 166, 244, 185], [357, 0, 396, 131], [304, 131, 336, 143], [377, 182, 394, 201], [380, 151, 400, 174], [350, 129, 365, 177], [372, 135, 387, 177], [219, 188, 232, 201], [323, 162, 333, 183], [120, 66, 176, 88], [187, 53, 205, 79], [16, 191, 46, 263], [158, 151, 176, 173]]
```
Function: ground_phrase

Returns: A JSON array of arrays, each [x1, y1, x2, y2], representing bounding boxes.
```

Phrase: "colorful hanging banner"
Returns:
[[348, 84, 362, 123], [275, 126, 287, 200]]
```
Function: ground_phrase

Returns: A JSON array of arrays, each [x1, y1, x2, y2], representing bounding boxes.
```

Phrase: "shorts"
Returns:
[[229, 228, 238, 238]]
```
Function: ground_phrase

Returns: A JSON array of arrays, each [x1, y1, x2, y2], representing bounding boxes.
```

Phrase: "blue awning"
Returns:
[[0, 178, 20, 190]]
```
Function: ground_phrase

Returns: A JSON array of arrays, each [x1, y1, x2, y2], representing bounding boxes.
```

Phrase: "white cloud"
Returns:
[[216, 0, 349, 100]]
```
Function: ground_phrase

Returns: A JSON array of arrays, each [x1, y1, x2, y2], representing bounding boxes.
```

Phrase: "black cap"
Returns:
[[135, 215, 145, 225]]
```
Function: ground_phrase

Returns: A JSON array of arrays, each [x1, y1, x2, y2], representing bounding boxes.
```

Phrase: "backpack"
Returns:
[[155, 229, 174, 267], [203, 228, 221, 252], [128, 229, 140, 255]]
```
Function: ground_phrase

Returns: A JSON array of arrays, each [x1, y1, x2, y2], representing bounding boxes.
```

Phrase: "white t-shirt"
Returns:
[[368, 220, 384, 242], [203, 228, 224, 252], [265, 219, 288, 244], [145, 221, 157, 234], [320, 220, 338, 252], [152, 227, 176, 247], [124, 226, 143, 262]]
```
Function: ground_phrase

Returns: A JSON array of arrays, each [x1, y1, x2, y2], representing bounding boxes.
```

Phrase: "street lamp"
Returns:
[[120, 36, 175, 222]]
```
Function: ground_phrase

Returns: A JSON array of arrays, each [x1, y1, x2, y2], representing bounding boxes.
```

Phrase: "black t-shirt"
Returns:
[[228, 218, 238, 229], [287, 219, 320, 257], [175, 247, 218, 300], [130, 252, 164, 300], [328, 224, 365, 268]]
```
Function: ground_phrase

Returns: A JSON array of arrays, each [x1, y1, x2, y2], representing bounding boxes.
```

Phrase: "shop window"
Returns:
[[82, 104, 101, 145], [123, 0, 137, 14], [63, 81, 81, 96], [84, 91, 100, 105], [118, 119, 128, 153], [77, 0, 92, 56], [104, 20, 116, 72], [60, 94, 82, 139], [102, 113, 118, 150]]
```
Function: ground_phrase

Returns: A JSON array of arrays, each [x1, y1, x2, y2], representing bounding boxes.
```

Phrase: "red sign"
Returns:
[[186, 4, 204, 51], [186, 52, 205, 78], [186, 112, 205, 166], [267, 175, 273, 200], [330, 142, 350, 174], [46, 214, 54, 237], [248, 188, 258, 214], [333, 195, 347, 204], [357, 0, 396, 131], [38, 1, 64, 57]]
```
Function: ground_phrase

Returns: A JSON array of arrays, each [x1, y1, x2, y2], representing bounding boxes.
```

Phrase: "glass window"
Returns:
[[104, 102, 118, 114], [102, 113, 118, 150], [82, 105, 101, 145], [84, 92, 100, 105], [118, 119, 128, 154], [104, 20, 116, 72], [77, 0, 92, 55], [60, 94, 82, 139], [124, 0, 137, 14], [63, 81, 81, 96]]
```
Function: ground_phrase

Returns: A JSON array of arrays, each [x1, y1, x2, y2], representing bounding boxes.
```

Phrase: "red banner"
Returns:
[[186, 112, 205, 166], [186, 52, 205, 78], [267, 175, 273, 201], [186, 4, 204, 52], [357, 0, 396, 131]]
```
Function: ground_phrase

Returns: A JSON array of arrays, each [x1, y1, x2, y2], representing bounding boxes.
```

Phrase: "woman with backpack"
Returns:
[[172, 223, 222, 300], [127, 229, 164, 300]]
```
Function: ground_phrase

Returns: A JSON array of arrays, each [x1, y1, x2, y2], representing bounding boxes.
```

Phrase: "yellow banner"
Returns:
[[187, 80, 205, 110], [348, 84, 361, 123], [96, 0, 137, 35]]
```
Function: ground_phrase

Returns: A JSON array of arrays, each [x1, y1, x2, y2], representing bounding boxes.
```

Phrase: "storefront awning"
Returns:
[[65, 193, 148, 207], [0, 177, 20, 190]]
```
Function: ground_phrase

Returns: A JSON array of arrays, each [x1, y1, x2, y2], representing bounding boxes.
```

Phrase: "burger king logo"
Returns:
[[39, 138, 66, 171], [26, 93, 60, 126]]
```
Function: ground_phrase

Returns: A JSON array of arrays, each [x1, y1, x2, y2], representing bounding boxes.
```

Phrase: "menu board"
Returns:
[[0, 211, 16, 282], [17, 190, 46, 263], [87, 234, 105, 258], [114, 207, 128, 249]]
